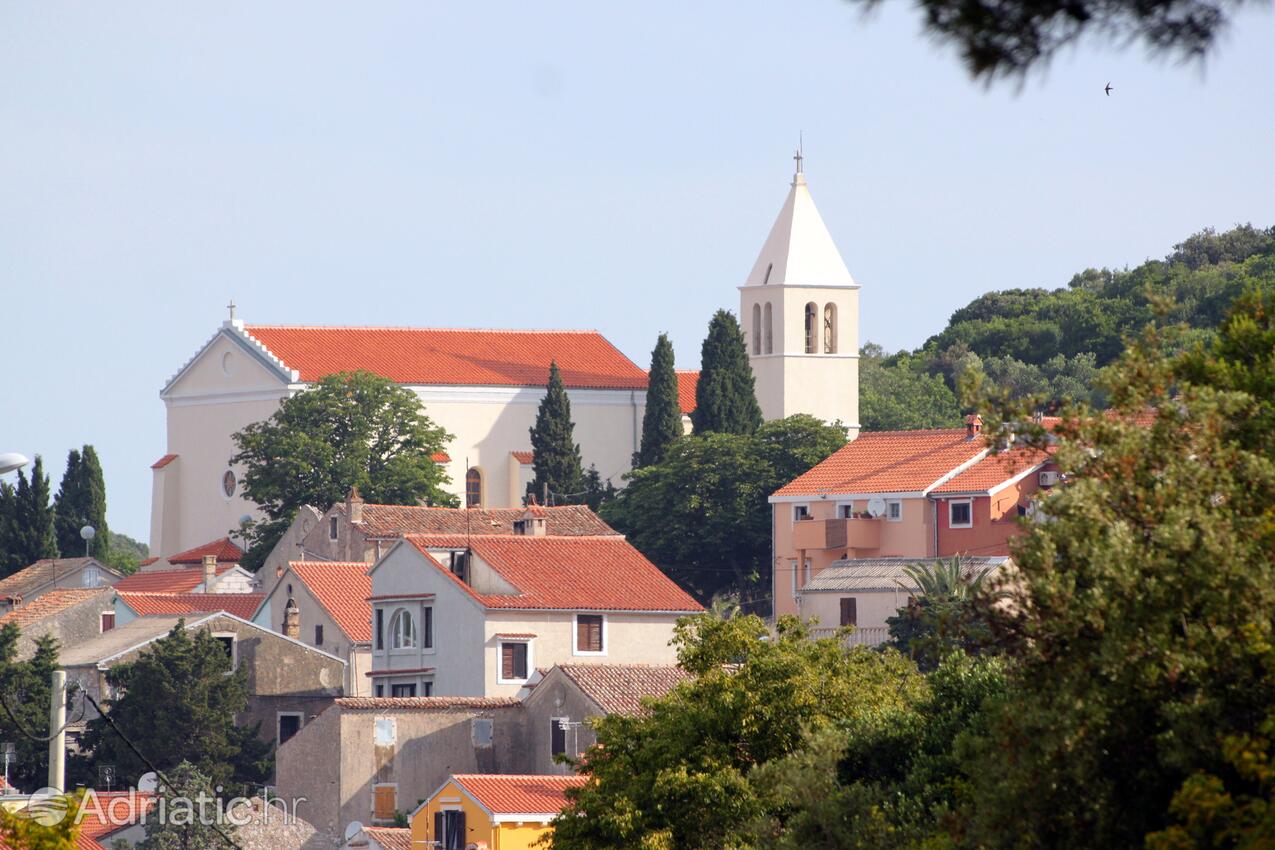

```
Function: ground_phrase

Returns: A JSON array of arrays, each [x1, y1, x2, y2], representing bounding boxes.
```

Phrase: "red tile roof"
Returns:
[[406, 534, 703, 612], [354, 503, 618, 538], [72, 791, 157, 850], [116, 592, 264, 619], [774, 429, 988, 497], [931, 447, 1053, 495], [288, 561, 373, 643], [451, 774, 587, 816], [151, 454, 178, 470], [557, 664, 689, 715], [361, 828, 412, 850], [511, 450, 535, 465], [674, 370, 699, 414], [335, 696, 521, 710], [167, 537, 244, 565], [0, 558, 117, 600], [114, 565, 237, 593], [243, 325, 649, 390], [432, 452, 451, 463], [0, 588, 112, 627]]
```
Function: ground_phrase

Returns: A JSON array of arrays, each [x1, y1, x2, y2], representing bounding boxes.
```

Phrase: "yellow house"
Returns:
[[409, 774, 586, 850]]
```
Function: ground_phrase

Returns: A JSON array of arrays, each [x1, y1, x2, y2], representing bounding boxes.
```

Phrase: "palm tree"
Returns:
[[898, 555, 996, 601]]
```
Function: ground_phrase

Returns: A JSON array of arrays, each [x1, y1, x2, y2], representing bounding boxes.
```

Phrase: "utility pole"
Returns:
[[47, 670, 66, 792]]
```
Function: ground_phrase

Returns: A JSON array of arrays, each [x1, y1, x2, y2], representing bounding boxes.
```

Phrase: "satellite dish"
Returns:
[[137, 772, 158, 793], [866, 497, 887, 518], [0, 453, 30, 475], [344, 821, 365, 843]]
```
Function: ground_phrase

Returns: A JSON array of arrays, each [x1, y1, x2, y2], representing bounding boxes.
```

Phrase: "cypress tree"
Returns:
[[54, 445, 109, 558], [0, 482, 19, 577], [691, 309, 763, 435], [637, 333, 684, 467], [14, 457, 58, 565], [528, 362, 585, 505]]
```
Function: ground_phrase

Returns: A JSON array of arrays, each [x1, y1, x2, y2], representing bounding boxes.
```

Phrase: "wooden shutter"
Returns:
[[433, 812, 443, 844], [373, 785, 396, 821], [840, 597, 857, 627], [502, 643, 515, 679], [577, 615, 603, 652]]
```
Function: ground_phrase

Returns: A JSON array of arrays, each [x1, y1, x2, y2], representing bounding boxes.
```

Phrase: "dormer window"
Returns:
[[450, 551, 469, 584], [82, 567, 101, 588]]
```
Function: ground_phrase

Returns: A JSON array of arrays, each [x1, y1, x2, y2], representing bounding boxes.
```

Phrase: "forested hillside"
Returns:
[[861, 224, 1275, 429]]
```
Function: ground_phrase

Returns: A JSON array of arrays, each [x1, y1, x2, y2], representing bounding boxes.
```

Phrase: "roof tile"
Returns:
[[361, 828, 411, 850], [774, 429, 987, 497], [557, 664, 689, 715], [243, 325, 649, 390], [334, 696, 521, 710], [0, 558, 115, 600], [0, 588, 112, 627], [451, 774, 587, 816], [288, 561, 372, 642], [116, 592, 264, 619], [114, 565, 237, 593], [931, 447, 1053, 494], [167, 537, 244, 565], [406, 534, 703, 612], [674, 371, 699, 414], [151, 454, 178, 470], [356, 504, 617, 538]]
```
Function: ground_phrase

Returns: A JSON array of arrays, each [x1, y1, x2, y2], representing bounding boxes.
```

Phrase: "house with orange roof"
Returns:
[[0, 557, 121, 613], [0, 586, 117, 659], [366, 521, 702, 698], [410, 774, 587, 850], [113, 550, 256, 595], [252, 559, 375, 696], [770, 416, 1054, 628]]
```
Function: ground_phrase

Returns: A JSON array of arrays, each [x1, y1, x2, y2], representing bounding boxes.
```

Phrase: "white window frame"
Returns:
[[276, 711, 304, 747], [949, 499, 974, 529], [792, 504, 811, 522], [100, 611, 115, 633], [837, 502, 855, 519], [886, 499, 903, 522], [389, 608, 417, 652], [550, 715, 571, 760], [496, 637, 534, 685], [572, 613, 608, 657]]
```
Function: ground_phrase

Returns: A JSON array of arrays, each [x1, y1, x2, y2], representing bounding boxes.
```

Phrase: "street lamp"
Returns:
[[80, 525, 95, 557], [0, 453, 30, 475]]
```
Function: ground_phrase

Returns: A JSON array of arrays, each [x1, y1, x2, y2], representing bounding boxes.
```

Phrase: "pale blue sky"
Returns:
[[3, 2, 1273, 542]]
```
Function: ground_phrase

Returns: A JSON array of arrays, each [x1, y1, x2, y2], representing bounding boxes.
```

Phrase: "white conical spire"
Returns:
[[743, 159, 856, 288]]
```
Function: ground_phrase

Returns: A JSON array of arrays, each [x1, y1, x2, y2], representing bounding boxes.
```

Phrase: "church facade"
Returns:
[[148, 161, 860, 558]]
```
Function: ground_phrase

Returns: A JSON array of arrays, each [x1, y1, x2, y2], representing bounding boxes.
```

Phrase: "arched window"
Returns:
[[763, 303, 773, 354], [804, 303, 818, 354], [823, 303, 837, 353], [390, 609, 417, 649], [466, 467, 482, 508], [751, 304, 761, 355]]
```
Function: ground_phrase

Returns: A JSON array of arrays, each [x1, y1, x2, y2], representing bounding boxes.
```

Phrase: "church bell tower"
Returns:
[[739, 152, 860, 433]]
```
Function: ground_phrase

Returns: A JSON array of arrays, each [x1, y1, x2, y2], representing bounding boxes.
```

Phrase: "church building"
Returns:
[[148, 158, 860, 559]]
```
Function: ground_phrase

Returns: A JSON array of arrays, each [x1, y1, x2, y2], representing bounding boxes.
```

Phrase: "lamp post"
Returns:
[[80, 525, 95, 558], [0, 453, 30, 475]]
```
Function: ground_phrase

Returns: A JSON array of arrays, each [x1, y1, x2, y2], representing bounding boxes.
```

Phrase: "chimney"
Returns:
[[965, 414, 983, 440], [346, 486, 364, 525], [514, 505, 547, 536], [283, 597, 300, 639], [201, 554, 217, 593]]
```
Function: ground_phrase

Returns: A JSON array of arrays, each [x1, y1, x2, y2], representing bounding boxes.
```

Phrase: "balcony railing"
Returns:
[[791, 517, 883, 551], [808, 625, 891, 648]]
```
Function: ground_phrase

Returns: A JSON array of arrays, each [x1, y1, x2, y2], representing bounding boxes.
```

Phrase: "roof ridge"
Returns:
[[244, 324, 608, 335]]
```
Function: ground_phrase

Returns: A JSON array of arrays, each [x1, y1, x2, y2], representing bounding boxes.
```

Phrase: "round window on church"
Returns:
[[222, 469, 236, 498]]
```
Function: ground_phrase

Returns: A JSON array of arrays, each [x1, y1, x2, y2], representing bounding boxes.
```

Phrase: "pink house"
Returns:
[[769, 416, 1053, 629]]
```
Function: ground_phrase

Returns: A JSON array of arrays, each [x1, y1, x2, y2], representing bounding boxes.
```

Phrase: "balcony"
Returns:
[[791, 517, 882, 551]]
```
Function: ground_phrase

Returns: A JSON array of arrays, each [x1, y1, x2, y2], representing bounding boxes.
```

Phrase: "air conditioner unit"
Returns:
[[1039, 470, 1061, 487]]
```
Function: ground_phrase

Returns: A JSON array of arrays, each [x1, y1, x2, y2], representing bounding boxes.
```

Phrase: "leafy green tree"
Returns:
[[232, 370, 455, 570], [956, 298, 1275, 848], [550, 615, 928, 850], [76, 623, 272, 793], [637, 333, 683, 467], [0, 789, 85, 850], [602, 415, 844, 603], [138, 762, 237, 850], [104, 531, 147, 575], [860, 343, 961, 430], [0, 624, 64, 792], [849, 0, 1260, 83], [885, 557, 1003, 672], [749, 653, 1007, 850], [691, 309, 763, 436], [53, 446, 109, 560], [527, 361, 585, 505]]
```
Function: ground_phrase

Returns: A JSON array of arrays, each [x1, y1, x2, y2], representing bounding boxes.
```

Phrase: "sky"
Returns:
[[2, 2, 1274, 543]]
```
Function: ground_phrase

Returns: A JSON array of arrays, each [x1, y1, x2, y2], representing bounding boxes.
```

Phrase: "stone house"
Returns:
[[253, 560, 374, 696], [59, 612, 345, 748], [0, 557, 121, 613], [520, 664, 689, 774], [0, 586, 117, 658], [274, 696, 523, 839]]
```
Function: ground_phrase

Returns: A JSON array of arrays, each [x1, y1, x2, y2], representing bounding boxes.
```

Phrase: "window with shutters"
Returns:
[[551, 717, 568, 758], [390, 683, 416, 698], [840, 597, 858, 627], [499, 641, 529, 683], [574, 614, 605, 655], [372, 784, 396, 822], [100, 612, 115, 633]]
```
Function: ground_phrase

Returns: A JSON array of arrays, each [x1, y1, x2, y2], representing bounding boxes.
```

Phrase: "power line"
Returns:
[[0, 687, 84, 742]]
